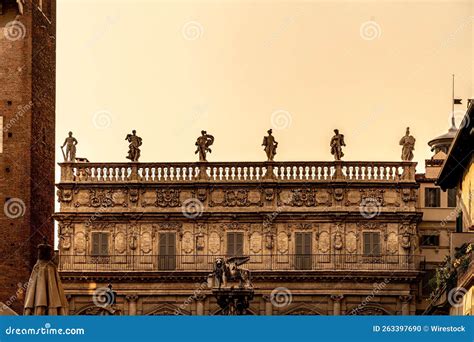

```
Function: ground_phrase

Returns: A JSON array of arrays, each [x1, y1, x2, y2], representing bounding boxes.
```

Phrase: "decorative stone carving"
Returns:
[[89, 189, 115, 208], [182, 231, 194, 254], [346, 190, 361, 206], [400, 188, 416, 203], [332, 188, 345, 202], [250, 232, 262, 254], [360, 189, 385, 207], [128, 188, 139, 203], [277, 232, 289, 254], [264, 188, 274, 201], [287, 188, 316, 207], [208, 232, 221, 254], [57, 189, 73, 203], [316, 190, 332, 206], [141, 232, 153, 254], [384, 190, 399, 207], [399, 223, 415, 250], [195, 188, 207, 202], [334, 232, 343, 250], [387, 232, 398, 254], [345, 231, 357, 254], [114, 232, 126, 254], [210, 189, 261, 207], [74, 232, 86, 254], [59, 223, 73, 250], [318, 231, 330, 253], [154, 189, 181, 207]]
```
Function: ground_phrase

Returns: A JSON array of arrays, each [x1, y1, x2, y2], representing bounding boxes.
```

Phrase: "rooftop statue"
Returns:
[[262, 129, 278, 161], [330, 129, 345, 161], [125, 130, 142, 162], [60, 131, 78, 162], [195, 130, 214, 162], [399, 127, 416, 161]]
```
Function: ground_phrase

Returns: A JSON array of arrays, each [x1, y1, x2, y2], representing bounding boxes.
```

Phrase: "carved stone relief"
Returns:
[[209, 189, 262, 207], [182, 231, 194, 254], [318, 231, 330, 253], [346, 231, 357, 254], [277, 232, 289, 254], [114, 232, 126, 254], [208, 232, 221, 254], [74, 231, 86, 254], [250, 232, 262, 254]]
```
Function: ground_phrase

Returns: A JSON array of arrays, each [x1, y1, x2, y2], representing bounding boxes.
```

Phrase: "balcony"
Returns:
[[58, 254, 424, 273], [59, 161, 416, 184]]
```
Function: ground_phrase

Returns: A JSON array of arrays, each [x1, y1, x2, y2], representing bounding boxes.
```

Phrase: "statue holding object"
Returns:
[[262, 129, 278, 161]]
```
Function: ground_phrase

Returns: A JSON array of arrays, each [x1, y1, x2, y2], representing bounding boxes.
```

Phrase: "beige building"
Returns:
[[433, 105, 474, 315], [56, 158, 427, 315], [416, 123, 458, 313]]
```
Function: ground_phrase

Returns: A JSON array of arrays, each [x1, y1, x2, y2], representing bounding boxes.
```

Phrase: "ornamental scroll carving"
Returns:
[[154, 189, 181, 207], [209, 189, 262, 207]]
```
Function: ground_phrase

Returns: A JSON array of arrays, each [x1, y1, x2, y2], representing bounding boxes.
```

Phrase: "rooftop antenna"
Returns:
[[451, 74, 457, 129]]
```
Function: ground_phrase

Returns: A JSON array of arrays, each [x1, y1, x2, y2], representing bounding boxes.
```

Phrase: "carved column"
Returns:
[[331, 295, 344, 315], [195, 295, 206, 315], [263, 295, 273, 315], [399, 295, 412, 315], [126, 295, 139, 316]]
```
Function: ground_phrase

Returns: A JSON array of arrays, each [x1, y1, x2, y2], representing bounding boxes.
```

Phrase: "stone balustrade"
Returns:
[[59, 161, 416, 183]]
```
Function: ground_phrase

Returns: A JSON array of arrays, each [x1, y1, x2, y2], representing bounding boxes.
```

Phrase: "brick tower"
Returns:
[[0, 0, 56, 313]]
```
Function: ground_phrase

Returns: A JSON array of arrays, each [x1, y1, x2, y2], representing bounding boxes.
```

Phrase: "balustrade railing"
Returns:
[[58, 254, 424, 273], [59, 161, 416, 183]]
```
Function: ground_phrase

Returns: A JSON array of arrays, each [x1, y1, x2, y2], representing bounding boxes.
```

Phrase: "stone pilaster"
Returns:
[[263, 295, 273, 315], [195, 295, 206, 315], [126, 295, 139, 316], [399, 295, 412, 315], [331, 295, 344, 315]]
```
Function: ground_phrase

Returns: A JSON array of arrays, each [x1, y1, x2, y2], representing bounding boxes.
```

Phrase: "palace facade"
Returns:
[[56, 160, 427, 315]]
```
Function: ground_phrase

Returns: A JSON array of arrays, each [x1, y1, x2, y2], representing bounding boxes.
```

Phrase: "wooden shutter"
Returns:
[[363, 232, 380, 256], [227, 232, 243, 256], [100, 233, 108, 255], [295, 232, 312, 270], [158, 233, 176, 270], [92, 232, 109, 256]]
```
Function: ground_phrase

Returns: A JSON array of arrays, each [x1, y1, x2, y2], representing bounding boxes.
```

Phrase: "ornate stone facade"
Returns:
[[56, 160, 423, 315]]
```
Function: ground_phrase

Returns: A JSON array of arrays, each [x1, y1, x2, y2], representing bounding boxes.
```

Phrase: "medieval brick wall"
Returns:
[[0, 0, 55, 313]]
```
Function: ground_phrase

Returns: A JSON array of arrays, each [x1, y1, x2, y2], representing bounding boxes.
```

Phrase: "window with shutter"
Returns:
[[91, 232, 109, 256], [158, 233, 176, 270], [425, 188, 441, 207], [447, 188, 457, 208], [363, 232, 380, 256], [227, 232, 243, 256], [295, 232, 312, 270]]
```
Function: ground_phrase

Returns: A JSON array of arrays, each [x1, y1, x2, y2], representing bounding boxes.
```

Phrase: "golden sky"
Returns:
[[57, 0, 473, 172]]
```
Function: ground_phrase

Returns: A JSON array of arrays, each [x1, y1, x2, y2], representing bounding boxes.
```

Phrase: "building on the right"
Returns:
[[427, 104, 474, 315]]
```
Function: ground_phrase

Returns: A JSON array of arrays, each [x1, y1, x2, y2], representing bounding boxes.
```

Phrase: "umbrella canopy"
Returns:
[[23, 239, 68, 315]]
